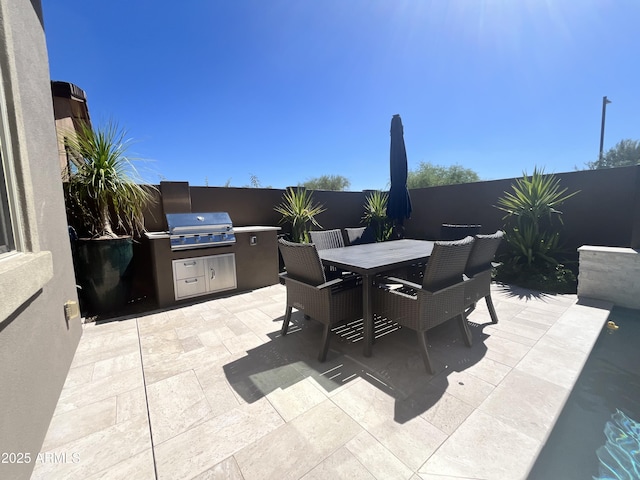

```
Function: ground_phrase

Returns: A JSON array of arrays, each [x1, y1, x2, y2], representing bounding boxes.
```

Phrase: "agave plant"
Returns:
[[274, 187, 325, 243], [361, 190, 392, 242], [495, 167, 579, 273], [64, 121, 156, 238]]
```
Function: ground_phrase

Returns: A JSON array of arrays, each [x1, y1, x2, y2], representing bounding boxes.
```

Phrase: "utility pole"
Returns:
[[599, 96, 612, 160]]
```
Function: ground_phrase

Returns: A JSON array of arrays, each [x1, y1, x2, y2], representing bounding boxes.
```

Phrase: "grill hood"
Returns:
[[166, 212, 235, 250], [166, 212, 233, 235]]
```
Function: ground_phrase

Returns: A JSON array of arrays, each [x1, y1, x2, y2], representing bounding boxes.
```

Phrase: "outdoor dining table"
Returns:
[[318, 239, 434, 357]]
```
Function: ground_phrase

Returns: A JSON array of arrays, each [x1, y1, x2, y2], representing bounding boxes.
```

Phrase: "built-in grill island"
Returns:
[[145, 181, 280, 308]]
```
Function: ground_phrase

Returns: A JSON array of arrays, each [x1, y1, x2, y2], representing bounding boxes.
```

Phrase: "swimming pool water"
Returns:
[[527, 307, 640, 479]]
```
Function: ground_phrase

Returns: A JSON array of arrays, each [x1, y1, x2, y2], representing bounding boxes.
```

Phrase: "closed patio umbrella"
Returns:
[[386, 114, 412, 238]]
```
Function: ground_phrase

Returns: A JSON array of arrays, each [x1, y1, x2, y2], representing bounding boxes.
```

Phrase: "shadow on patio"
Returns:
[[222, 309, 491, 425]]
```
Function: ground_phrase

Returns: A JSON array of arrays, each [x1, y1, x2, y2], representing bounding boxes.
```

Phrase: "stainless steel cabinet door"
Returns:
[[206, 253, 236, 293]]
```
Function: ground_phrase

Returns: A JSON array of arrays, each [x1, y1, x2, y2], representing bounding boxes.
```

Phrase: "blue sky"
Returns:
[[43, 1, 639, 191]]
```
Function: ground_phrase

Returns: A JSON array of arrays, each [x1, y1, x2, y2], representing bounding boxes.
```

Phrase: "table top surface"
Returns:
[[318, 239, 434, 274]]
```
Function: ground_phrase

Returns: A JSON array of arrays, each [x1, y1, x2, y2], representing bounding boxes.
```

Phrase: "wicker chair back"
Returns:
[[344, 226, 376, 246], [422, 236, 475, 291], [344, 227, 365, 246], [309, 229, 345, 250], [465, 231, 504, 277], [278, 239, 326, 285]]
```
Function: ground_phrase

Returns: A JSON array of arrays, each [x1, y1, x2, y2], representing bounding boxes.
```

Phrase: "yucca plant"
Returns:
[[503, 222, 562, 267], [274, 187, 325, 243], [63, 121, 158, 314], [496, 167, 578, 231], [65, 121, 156, 238], [495, 168, 579, 292], [496, 167, 578, 267], [361, 190, 392, 242]]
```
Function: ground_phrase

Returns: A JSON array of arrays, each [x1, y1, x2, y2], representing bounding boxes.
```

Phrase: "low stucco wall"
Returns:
[[578, 246, 640, 309]]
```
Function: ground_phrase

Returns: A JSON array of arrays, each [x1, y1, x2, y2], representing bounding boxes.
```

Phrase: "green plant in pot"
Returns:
[[64, 121, 157, 315], [274, 187, 325, 243], [494, 167, 579, 293], [362, 190, 392, 242]]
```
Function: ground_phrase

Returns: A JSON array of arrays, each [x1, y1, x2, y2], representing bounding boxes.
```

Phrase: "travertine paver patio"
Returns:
[[31, 283, 611, 480]]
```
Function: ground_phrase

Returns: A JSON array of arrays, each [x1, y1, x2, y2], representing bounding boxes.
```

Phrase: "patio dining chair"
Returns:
[[309, 229, 345, 250], [278, 239, 363, 362], [344, 226, 375, 246], [464, 231, 504, 324], [372, 236, 475, 374], [309, 229, 351, 279]]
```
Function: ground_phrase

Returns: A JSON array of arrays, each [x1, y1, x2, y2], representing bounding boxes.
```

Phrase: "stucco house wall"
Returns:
[[0, 1, 82, 478]]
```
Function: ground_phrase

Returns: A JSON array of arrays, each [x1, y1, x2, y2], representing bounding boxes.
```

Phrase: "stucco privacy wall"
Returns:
[[144, 166, 640, 257], [404, 166, 640, 252], [578, 246, 640, 310], [0, 1, 82, 479]]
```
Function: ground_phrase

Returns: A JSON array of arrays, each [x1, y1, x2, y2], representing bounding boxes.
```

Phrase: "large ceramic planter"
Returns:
[[74, 237, 134, 315]]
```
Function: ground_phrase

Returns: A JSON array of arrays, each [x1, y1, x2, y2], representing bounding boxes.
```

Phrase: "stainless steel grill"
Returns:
[[166, 212, 236, 250]]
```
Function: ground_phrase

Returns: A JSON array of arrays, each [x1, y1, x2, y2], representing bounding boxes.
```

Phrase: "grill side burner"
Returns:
[[166, 212, 236, 250]]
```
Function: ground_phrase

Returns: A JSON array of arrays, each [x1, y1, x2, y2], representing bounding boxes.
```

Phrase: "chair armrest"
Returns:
[[317, 278, 347, 290], [376, 276, 422, 291], [422, 280, 466, 296], [465, 267, 494, 279], [281, 272, 348, 291]]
